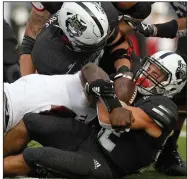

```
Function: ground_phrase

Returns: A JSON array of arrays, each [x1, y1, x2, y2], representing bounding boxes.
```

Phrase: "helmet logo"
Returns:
[[176, 60, 187, 82], [66, 14, 87, 37]]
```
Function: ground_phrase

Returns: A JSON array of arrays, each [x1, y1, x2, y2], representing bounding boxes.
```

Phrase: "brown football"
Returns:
[[114, 72, 137, 105]]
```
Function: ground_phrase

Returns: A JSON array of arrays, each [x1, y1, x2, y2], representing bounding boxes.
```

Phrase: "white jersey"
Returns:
[[4, 73, 97, 132]]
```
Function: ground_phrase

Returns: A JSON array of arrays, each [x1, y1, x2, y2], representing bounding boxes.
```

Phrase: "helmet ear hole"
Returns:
[[176, 71, 187, 82], [176, 71, 181, 79], [170, 88, 176, 92]]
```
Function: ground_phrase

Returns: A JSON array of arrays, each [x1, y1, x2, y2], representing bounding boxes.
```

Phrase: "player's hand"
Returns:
[[123, 15, 158, 37], [85, 79, 115, 98], [109, 107, 135, 132]]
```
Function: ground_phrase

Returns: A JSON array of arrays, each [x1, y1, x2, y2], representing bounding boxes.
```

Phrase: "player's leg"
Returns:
[[22, 113, 93, 150], [4, 112, 94, 157], [4, 147, 114, 179], [4, 120, 29, 158], [4, 153, 31, 177]]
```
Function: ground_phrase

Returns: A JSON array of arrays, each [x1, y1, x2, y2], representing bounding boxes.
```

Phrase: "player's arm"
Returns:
[[115, 2, 153, 35], [20, 4, 51, 76], [124, 15, 187, 38], [97, 95, 179, 137], [97, 100, 162, 138], [106, 27, 134, 74]]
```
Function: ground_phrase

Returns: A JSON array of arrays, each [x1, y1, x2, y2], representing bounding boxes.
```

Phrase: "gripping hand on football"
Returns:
[[85, 79, 115, 99], [123, 15, 158, 37]]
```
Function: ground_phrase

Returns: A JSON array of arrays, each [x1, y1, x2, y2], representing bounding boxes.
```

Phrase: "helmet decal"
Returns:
[[176, 60, 187, 82], [58, 2, 109, 52], [66, 14, 87, 37]]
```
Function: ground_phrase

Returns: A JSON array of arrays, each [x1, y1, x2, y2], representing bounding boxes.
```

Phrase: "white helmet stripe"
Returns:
[[76, 2, 104, 37]]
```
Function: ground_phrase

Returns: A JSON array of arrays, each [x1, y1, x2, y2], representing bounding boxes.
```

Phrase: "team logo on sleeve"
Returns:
[[66, 14, 87, 37]]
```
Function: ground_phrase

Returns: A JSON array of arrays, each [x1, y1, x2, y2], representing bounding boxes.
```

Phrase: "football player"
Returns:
[[4, 51, 186, 178], [20, 2, 133, 78], [3, 62, 112, 134], [121, 2, 187, 175]]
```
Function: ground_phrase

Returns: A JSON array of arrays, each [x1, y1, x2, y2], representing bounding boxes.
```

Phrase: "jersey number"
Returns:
[[98, 129, 121, 152]]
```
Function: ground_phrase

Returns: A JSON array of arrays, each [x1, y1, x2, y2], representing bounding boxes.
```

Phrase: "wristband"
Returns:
[[20, 36, 35, 55], [117, 66, 130, 73], [100, 95, 122, 113]]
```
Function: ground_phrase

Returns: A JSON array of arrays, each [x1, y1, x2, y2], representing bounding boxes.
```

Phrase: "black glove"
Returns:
[[85, 79, 115, 98], [123, 15, 158, 37]]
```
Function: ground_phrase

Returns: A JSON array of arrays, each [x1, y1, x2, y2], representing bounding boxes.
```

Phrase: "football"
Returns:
[[114, 72, 137, 105]]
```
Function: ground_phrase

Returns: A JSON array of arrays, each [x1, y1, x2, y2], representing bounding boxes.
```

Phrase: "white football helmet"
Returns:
[[58, 2, 109, 52], [134, 51, 187, 98]]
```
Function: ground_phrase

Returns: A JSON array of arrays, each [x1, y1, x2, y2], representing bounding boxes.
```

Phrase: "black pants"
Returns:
[[23, 113, 114, 179]]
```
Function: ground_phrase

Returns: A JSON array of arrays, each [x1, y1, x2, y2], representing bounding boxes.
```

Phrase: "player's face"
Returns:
[[137, 63, 167, 88], [146, 64, 167, 87]]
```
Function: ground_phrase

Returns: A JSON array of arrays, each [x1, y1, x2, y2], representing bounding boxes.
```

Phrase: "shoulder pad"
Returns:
[[135, 95, 178, 131]]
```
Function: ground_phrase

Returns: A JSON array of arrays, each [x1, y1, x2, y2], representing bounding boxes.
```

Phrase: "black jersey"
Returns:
[[31, 2, 119, 75], [31, 12, 104, 75], [97, 95, 178, 177], [170, 2, 187, 18]]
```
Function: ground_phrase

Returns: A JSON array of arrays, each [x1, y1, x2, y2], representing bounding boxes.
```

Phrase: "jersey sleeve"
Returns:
[[135, 95, 179, 131]]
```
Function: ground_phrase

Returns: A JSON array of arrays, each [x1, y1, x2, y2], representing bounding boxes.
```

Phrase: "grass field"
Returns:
[[8, 125, 187, 179]]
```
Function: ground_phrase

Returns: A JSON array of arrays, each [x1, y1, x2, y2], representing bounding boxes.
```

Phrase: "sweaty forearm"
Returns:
[[110, 35, 133, 72], [20, 8, 50, 75], [25, 7, 51, 39], [118, 18, 134, 35], [124, 105, 162, 137], [19, 54, 36, 76]]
